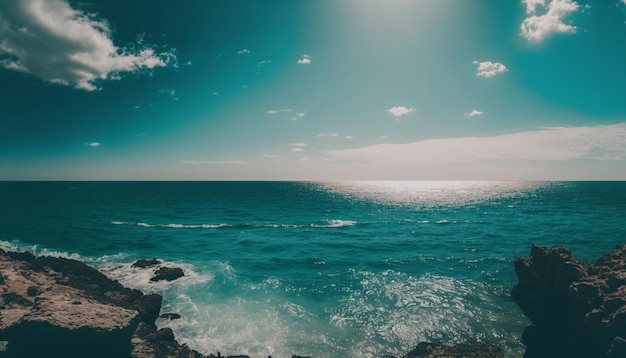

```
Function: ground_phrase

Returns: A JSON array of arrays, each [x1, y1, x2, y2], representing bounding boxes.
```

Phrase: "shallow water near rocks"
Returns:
[[1, 181, 625, 357]]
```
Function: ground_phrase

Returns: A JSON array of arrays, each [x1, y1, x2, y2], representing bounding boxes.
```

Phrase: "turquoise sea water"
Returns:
[[1, 181, 625, 357]]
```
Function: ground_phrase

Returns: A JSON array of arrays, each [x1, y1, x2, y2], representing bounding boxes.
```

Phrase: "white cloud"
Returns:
[[523, 0, 546, 13], [296, 112, 306, 117], [85, 142, 101, 147], [326, 123, 626, 167], [317, 133, 339, 138], [267, 109, 292, 114], [520, 0, 580, 42], [466, 109, 484, 117], [262, 154, 279, 158], [181, 160, 247, 165], [0, 0, 176, 91], [290, 143, 308, 147], [292, 148, 304, 152], [473, 61, 508, 78], [237, 49, 251, 54], [387, 106, 416, 117], [297, 54, 311, 64], [257, 60, 272, 67], [345, 136, 353, 139]]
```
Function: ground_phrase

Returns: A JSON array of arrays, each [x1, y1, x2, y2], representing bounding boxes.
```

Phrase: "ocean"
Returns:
[[1, 181, 624, 357]]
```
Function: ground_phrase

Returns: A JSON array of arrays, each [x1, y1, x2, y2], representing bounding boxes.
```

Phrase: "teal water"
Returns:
[[1, 181, 624, 357]]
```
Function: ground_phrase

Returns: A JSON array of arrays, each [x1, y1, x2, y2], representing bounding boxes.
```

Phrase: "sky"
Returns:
[[1, 0, 625, 180]]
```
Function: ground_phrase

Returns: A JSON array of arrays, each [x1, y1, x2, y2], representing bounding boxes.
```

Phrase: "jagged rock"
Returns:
[[401, 342, 504, 358], [131, 322, 206, 358], [0, 249, 206, 358], [132, 258, 161, 269], [151, 267, 184, 282], [512, 244, 626, 357]]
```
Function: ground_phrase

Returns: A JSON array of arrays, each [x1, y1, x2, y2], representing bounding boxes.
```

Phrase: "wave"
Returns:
[[112, 221, 231, 229], [111, 220, 361, 229]]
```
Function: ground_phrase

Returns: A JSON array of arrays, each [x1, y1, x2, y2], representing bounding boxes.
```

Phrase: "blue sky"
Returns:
[[1, 0, 625, 180]]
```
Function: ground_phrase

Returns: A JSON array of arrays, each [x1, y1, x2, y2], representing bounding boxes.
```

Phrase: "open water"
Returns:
[[1, 181, 625, 357]]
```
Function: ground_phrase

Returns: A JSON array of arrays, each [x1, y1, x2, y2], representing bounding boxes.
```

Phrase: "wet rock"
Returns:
[[512, 244, 626, 357], [131, 322, 206, 358], [132, 258, 161, 269], [150, 266, 184, 282], [26, 285, 39, 297], [160, 312, 182, 320], [402, 342, 504, 358]]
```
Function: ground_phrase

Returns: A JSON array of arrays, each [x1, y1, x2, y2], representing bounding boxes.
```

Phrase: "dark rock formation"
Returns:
[[0, 249, 206, 358], [382, 342, 503, 358], [133, 258, 161, 269], [161, 313, 182, 320], [512, 244, 626, 357], [151, 266, 185, 282]]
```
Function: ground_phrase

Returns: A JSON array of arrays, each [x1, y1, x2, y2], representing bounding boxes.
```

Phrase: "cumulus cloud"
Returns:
[[326, 123, 626, 166], [290, 143, 308, 147], [0, 0, 176, 91], [297, 54, 311, 64], [466, 109, 484, 117], [473, 61, 508, 78], [520, 0, 580, 42], [345, 136, 353, 139], [316, 133, 339, 138], [237, 49, 251, 54], [387, 106, 416, 117], [181, 160, 247, 165], [84, 142, 101, 147], [291, 148, 304, 152]]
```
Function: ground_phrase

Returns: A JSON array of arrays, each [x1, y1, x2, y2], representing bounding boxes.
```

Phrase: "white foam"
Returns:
[[110, 221, 231, 229], [311, 220, 358, 228], [99, 260, 213, 294]]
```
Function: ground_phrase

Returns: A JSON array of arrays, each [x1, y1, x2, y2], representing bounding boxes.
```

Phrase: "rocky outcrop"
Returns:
[[151, 267, 185, 282], [0, 249, 206, 358], [512, 244, 626, 357], [397, 342, 503, 358]]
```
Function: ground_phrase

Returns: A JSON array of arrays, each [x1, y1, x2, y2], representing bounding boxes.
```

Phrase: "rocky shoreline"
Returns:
[[512, 244, 626, 357], [1, 244, 625, 357]]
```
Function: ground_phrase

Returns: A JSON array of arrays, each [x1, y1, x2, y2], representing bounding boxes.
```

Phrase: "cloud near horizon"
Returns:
[[325, 123, 626, 176], [466, 109, 484, 117], [0, 0, 176, 91], [181, 160, 248, 165], [387, 106, 416, 117]]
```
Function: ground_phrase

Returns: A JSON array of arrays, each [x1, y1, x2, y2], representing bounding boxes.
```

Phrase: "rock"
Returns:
[[131, 322, 206, 358], [160, 312, 182, 320], [132, 258, 161, 269], [0, 249, 207, 358], [26, 285, 39, 296], [151, 266, 184, 282], [402, 342, 504, 358], [512, 244, 626, 357]]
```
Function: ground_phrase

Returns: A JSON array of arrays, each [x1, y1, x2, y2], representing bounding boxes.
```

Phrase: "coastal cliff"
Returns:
[[0, 249, 204, 358], [512, 244, 626, 357]]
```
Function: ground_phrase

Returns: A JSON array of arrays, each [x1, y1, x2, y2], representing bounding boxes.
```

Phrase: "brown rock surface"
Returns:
[[0, 249, 206, 358], [511, 244, 626, 357]]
